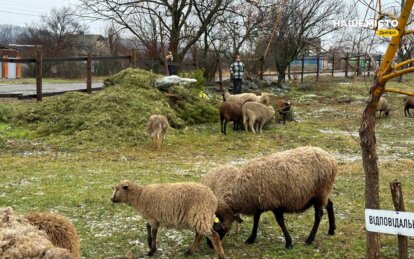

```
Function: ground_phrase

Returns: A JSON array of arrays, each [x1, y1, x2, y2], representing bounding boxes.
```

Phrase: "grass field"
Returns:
[[1, 76, 414, 258]]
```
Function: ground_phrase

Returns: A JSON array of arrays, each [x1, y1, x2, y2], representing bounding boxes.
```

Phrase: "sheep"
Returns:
[[202, 165, 243, 233], [223, 91, 270, 106], [111, 180, 225, 259], [146, 115, 169, 150], [403, 95, 414, 117], [0, 207, 74, 259], [274, 99, 291, 123], [219, 101, 243, 134], [24, 211, 81, 259], [242, 102, 275, 133], [376, 96, 390, 117], [215, 146, 337, 249]]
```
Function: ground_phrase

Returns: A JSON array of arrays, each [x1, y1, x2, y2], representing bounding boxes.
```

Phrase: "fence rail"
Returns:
[[0, 49, 197, 101]]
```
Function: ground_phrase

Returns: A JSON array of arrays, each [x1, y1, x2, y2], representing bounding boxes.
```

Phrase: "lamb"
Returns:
[[219, 101, 243, 134], [25, 211, 81, 259], [403, 95, 414, 117], [223, 91, 270, 106], [0, 207, 74, 259], [242, 102, 275, 133], [111, 180, 225, 259], [146, 114, 169, 150], [215, 146, 337, 249], [376, 96, 390, 117]]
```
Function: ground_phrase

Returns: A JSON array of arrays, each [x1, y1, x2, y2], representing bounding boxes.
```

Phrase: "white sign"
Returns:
[[365, 209, 414, 237]]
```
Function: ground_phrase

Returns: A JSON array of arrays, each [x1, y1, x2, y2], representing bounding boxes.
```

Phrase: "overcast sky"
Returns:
[[0, 0, 104, 34]]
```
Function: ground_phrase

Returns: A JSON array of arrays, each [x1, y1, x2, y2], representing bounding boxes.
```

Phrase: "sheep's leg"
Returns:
[[243, 115, 248, 131], [206, 230, 225, 259], [305, 202, 323, 245], [326, 199, 336, 235], [185, 231, 204, 256], [220, 118, 225, 134], [147, 224, 159, 256], [146, 223, 152, 249], [272, 209, 292, 249], [245, 211, 262, 244], [249, 119, 256, 134], [223, 120, 228, 135]]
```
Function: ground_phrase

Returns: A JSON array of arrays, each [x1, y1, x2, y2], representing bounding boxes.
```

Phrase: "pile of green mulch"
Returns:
[[12, 68, 219, 147]]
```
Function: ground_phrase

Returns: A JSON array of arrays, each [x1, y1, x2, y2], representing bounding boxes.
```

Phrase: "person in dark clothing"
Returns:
[[230, 55, 245, 94], [166, 51, 174, 75]]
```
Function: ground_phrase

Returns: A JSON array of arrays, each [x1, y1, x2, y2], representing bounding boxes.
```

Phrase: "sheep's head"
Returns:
[[213, 208, 242, 240], [260, 93, 270, 105], [111, 180, 131, 203]]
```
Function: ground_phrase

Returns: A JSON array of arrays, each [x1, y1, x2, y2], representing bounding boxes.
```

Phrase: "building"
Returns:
[[0, 44, 22, 79]]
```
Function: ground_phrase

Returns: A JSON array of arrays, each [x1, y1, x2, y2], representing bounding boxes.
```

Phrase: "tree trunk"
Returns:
[[359, 81, 384, 259], [276, 64, 287, 88]]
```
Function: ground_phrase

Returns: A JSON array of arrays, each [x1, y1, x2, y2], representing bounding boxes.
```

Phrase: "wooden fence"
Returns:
[[0, 49, 197, 101]]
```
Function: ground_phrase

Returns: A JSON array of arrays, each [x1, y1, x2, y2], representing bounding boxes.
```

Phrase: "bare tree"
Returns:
[[261, 0, 343, 87], [78, 0, 232, 62], [0, 25, 25, 45]]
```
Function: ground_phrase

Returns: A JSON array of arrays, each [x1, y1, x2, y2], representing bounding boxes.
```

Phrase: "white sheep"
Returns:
[[111, 180, 225, 259], [242, 102, 275, 133], [146, 115, 169, 150], [0, 207, 74, 259], [25, 211, 81, 259], [216, 146, 337, 248], [223, 91, 270, 106]]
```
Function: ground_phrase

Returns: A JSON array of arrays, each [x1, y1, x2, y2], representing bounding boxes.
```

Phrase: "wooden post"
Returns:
[[390, 181, 408, 259], [35, 50, 42, 102], [130, 48, 137, 68], [301, 55, 305, 83], [316, 54, 320, 82], [367, 53, 371, 77], [332, 53, 335, 77], [259, 55, 264, 80], [288, 62, 291, 80], [217, 56, 223, 92], [345, 52, 349, 78], [86, 53, 92, 94], [356, 54, 361, 76]]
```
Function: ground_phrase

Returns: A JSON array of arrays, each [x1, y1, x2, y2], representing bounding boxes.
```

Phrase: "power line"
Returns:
[[0, 10, 41, 17]]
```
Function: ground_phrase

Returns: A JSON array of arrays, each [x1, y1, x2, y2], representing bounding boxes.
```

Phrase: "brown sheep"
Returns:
[[376, 97, 390, 117], [25, 212, 81, 259], [404, 96, 414, 117], [146, 115, 169, 150], [274, 99, 291, 123], [215, 147, 337, 248], [219, 101, 243, 134]]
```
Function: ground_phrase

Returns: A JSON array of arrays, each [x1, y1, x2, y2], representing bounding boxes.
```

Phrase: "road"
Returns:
[[0, 82, 104, 98]]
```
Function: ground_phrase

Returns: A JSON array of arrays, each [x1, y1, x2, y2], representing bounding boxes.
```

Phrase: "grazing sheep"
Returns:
[[219, 101, 243, 134], [223, 91, 269, 106], [0, 207, 74, 259], [376, 97, 390, 117], [242, 102, 275, 133], [217, 146, 337, 249], [202, 165, 243, 233], [146, 115, 169, 150], [403, 95, 414, 117], [25, 211, 80, 259], [274, 99, 291, 123], [111, 180, 225, 259]]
